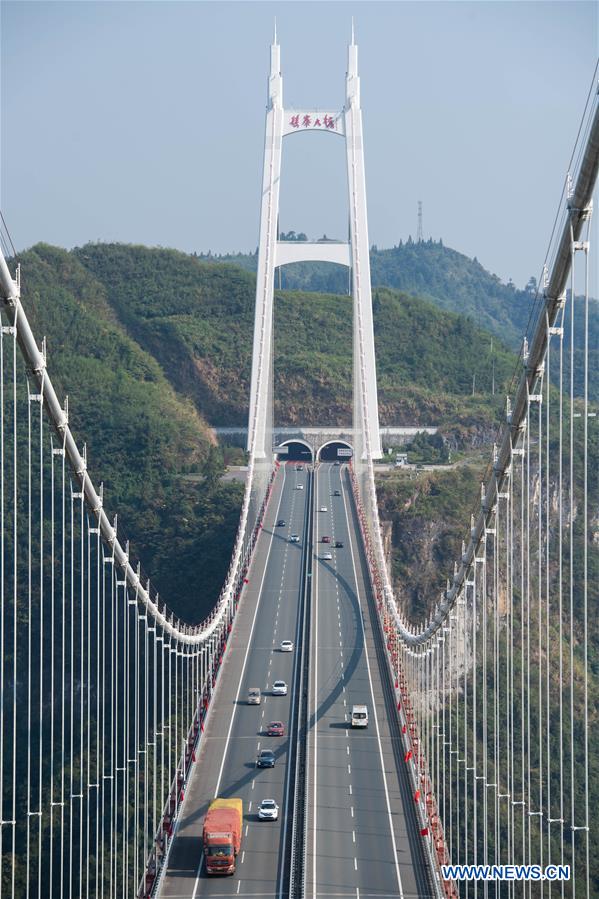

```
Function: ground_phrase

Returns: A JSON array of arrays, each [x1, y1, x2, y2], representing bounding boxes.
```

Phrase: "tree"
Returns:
[[525, 276, 538, 294], [202, 445, 224, 486]]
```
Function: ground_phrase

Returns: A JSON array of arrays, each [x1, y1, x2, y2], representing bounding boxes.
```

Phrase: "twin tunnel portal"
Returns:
[[277, 440, 353, 463], [159, 460, 432, 898]]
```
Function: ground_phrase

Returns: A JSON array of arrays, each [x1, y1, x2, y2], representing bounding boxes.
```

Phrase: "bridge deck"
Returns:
[[158, 462, 433, 898]]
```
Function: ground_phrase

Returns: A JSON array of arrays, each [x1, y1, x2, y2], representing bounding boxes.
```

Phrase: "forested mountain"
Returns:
[[204, 238, 598, 394], [72, 242, 516, 439], [17, 244, 244, 624]]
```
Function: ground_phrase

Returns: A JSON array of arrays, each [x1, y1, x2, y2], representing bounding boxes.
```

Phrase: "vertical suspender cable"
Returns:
[[545, 320, 552, 894], [536, 369, 544, 885], [26, 390, 33, 898], [85, 523, 91, 899], [0, 320, 5, 899], [568, 233, 576, 894], [36, 399, 43, 899], [78, 493, 84, 896], [60, 445, 66, 898], [581, 211, 591, 898], [69, 486, 75, 899]]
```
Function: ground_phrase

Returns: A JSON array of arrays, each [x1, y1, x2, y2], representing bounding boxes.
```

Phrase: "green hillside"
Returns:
[[206, 238, 599, 395], [72, 242, 516, 437], [201, 239, 533, 342], [18, 244, 243, 623]]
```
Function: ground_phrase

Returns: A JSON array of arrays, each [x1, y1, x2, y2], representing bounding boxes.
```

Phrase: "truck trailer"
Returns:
[[203, 798, 243, 875]]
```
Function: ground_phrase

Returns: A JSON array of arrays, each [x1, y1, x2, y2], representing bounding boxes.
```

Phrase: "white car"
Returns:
[[322, 552, 333, 561], [319, 506, 328, 512], [258, 799, 279, 821], [272, 680, 288, 695], [280, 640, 294, 652], [296, 484, 304, 490], [289, 534, 300, 543]]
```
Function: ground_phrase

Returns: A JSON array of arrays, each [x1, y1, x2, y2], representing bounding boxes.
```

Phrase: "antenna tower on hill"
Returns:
[[417, 200, 423, 242]]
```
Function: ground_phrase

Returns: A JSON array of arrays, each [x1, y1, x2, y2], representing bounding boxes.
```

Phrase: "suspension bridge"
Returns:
[[0, 32, 596, 899]]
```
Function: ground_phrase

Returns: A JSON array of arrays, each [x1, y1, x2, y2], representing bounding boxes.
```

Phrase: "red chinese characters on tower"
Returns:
[[288, 113, 337, 131]]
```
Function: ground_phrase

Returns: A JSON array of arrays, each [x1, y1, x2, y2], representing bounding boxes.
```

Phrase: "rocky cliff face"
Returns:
[[376, 463, 485, 622], [377, 459, 598, 631]]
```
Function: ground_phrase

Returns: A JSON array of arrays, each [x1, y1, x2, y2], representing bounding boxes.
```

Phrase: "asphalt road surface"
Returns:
[[306, 462, 433, 898], [159, 461, 433, 898], [159, 462, 310, 899]]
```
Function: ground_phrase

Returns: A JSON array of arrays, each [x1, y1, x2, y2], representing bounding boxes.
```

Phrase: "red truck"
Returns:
[[203, 798, 243, 875]]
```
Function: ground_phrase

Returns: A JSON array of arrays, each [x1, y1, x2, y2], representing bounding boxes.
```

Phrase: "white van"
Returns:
[[351, 705, 368, 728]]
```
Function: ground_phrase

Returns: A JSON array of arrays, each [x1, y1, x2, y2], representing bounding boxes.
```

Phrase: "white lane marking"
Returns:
[[241, 850, 245, 864], [357, 888, 360, 899], [351, 806, 354, 818], [354, 858, 358, 871], [257, 742, 261, 751], [278, 479, 311, 899], [252, 779, 255, 790], [348, 764, 351, 774], [349, 784, 352, 795], [346, 745, 350, 755], [237, 881, 241, 894], [248, 801, 252, 811], [245, 824, 249, 836], [312, 463, 320, 899], [190, 465, 288, 899], [341, 474, 405, 899], [352, 830, 356, 843]]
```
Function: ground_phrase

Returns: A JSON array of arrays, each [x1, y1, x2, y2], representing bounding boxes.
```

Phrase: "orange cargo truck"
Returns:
[[203, 798, 243, 875]]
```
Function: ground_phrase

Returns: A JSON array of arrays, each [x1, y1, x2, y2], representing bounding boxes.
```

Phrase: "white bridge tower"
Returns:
[[247, 28, 382, 465]]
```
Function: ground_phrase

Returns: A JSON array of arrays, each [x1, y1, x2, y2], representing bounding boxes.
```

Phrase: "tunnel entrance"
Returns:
[[276, 440, 313, 462], [318, 441, 353, 462]]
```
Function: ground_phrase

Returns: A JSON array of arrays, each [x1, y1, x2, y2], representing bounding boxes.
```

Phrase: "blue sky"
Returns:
[[1, 1, 597, 287]]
